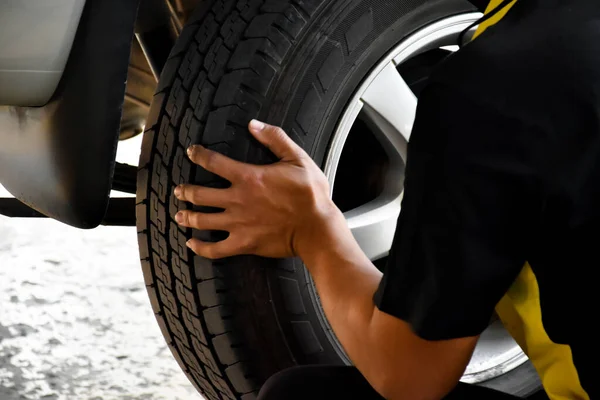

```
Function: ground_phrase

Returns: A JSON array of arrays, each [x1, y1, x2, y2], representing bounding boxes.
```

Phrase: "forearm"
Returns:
[[297, 208, 476, 400], [297, 208, 385, 389]]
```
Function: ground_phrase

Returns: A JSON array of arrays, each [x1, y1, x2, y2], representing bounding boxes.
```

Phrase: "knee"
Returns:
[[257, 367, 308, 400]]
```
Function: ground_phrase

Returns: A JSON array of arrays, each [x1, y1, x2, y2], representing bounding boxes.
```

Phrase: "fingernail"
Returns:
[[174, 186, 182, 198], [186, 240, 192, 248], [187, 146, 194, 158], [250, 119, 265, 131], [175, 212, 184, 224]]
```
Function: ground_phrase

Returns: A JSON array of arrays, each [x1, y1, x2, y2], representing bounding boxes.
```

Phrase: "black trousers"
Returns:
[[257, 366, 520, 400]]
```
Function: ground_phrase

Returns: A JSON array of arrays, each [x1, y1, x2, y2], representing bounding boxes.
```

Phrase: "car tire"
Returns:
[[136, 0, 542, 398]]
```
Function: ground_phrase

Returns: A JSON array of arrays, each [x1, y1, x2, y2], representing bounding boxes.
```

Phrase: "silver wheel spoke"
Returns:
[[345, 194, 402, 261], [361, 62, 416, 160]]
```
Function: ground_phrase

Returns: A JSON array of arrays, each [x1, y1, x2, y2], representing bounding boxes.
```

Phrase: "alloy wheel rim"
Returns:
[[315, 13, 528, 384]]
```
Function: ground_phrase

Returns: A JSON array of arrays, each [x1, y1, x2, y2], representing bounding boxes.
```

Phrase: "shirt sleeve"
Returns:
[[374, 82, 543, 341]]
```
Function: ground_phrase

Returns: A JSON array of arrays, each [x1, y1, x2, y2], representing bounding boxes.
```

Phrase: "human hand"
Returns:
[[173, 120, 342, 259]]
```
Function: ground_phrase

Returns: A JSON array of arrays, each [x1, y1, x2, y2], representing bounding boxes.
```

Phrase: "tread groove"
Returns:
[[138, 0, 325, 396]]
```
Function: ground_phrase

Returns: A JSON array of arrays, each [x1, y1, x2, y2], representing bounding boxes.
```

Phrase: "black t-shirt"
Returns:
[[374, 0, 599, 397]]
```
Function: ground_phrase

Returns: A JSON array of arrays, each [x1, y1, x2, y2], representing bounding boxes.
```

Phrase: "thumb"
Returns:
[[248, 120, 304, 160]]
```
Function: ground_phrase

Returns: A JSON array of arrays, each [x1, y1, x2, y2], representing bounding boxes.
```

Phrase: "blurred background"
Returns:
[[0, 135, 199, 400]]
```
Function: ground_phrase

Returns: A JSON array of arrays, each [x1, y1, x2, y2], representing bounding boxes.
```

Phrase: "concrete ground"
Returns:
[[0, 217, 201, 400], [0, 136, 201, 399]]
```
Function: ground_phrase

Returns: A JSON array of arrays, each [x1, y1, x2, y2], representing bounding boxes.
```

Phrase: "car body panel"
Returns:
[[0, 0, 87, 106], [0, 0, 140, 229]]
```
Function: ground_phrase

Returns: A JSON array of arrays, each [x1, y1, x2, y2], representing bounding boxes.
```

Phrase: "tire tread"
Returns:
[[136, 0, 356, 396]]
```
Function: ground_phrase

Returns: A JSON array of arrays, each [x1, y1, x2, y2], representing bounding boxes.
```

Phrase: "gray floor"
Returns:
[[0, 217, 199, 400]]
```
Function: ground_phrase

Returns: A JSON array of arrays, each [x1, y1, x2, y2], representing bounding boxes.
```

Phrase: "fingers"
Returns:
[[248, 120, 305, 161], [187, 145, 245, 181], [185, 233, 256, 259], [174, 184, 229, 207], [185, 238, 237, 259], [175, 210, 229, 230]]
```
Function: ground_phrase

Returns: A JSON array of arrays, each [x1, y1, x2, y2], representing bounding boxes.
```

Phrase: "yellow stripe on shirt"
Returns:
[[472, 0, 518, 40], [496, 265, 589, 399]]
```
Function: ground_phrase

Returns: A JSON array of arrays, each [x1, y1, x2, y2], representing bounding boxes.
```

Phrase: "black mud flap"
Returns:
[[0, 0, 140, 229]]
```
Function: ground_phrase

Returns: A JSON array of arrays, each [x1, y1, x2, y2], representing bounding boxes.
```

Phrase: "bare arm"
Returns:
[[298, 213, 478, 400], [174, 120, 477, 400]]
